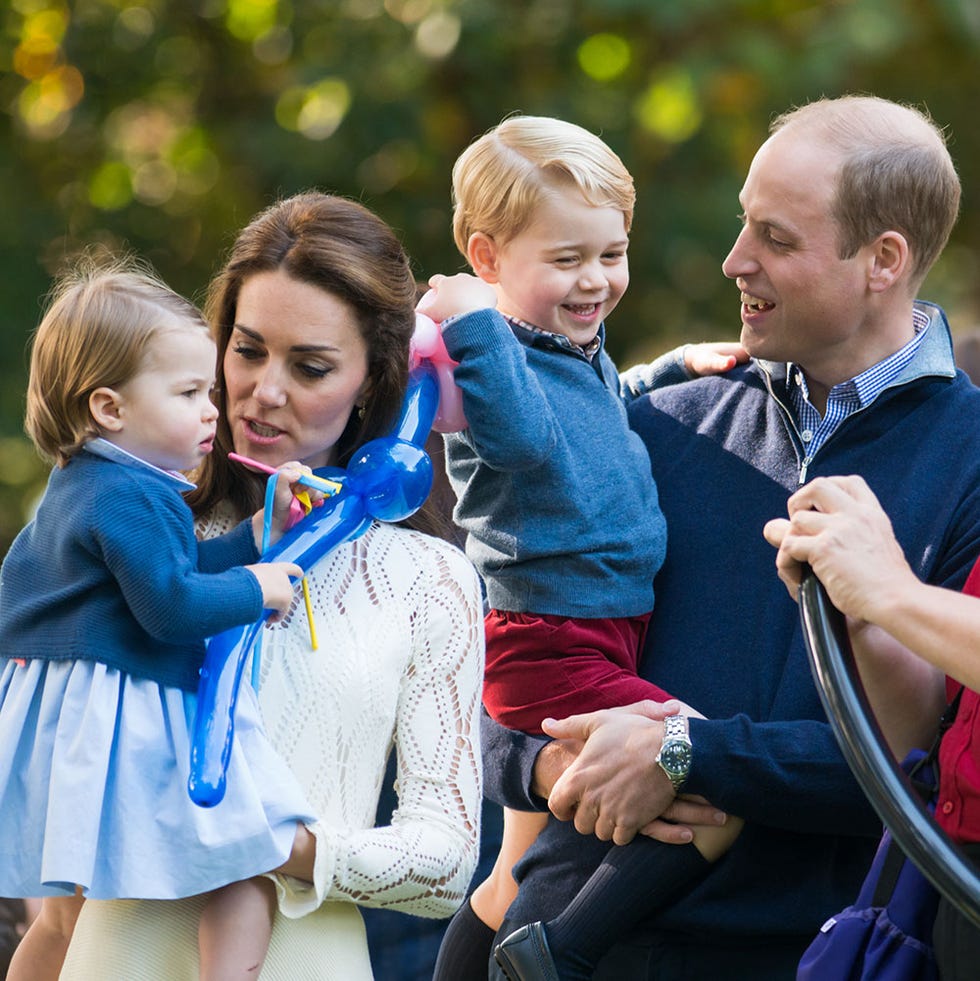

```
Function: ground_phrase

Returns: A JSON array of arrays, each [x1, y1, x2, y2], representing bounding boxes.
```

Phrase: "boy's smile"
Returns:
[[487, 188, 629, 348]]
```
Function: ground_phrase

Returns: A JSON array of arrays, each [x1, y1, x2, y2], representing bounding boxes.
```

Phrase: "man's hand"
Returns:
[[542, 702, 678, 845]]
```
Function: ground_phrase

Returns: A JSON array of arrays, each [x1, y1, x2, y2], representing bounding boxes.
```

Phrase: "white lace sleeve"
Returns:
[[267, 527, 485, 920]]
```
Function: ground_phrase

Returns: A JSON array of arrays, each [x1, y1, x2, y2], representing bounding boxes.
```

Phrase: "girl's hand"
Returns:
[[246, 561, 303, 621], [252, 461, 325, 547], [417, 273, 497, 324], [683, 341, 749, 377]]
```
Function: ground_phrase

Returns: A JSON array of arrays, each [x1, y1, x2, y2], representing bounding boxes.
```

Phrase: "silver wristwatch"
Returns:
[[655, 714, 692, 791]]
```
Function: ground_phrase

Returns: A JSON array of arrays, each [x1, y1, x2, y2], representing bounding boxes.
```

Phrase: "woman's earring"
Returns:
[[357, 403, 366, 420]]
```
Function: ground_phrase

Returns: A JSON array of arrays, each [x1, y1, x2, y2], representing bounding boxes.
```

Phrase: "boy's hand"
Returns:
[[683, 341, 749, 377], [246, 561, 303, 621], [417, 273, 497, 324]]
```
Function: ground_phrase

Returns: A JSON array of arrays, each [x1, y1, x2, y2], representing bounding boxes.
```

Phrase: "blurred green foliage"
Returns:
[[2, 0, 980, 552]]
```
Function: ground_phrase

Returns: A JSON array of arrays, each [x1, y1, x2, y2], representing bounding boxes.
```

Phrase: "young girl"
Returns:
[[0, 259, 317, 981]]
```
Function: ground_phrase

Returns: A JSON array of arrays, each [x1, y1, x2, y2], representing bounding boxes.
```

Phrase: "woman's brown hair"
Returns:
[[187, 191, 453, 540]]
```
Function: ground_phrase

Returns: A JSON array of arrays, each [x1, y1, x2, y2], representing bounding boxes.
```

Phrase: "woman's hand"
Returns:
[[250, 461, 326, 547], [275, 824, 317, 884]]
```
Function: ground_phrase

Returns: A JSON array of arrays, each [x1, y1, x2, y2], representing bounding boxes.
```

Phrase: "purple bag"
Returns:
[[797, 749, 940, 981]]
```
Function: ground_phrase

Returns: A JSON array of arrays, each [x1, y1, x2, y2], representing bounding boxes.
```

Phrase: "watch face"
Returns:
[[661, 741, 692, 776]]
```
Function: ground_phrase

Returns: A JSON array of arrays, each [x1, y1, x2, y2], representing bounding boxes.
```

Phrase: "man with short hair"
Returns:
[[484, 95, 980, 980]]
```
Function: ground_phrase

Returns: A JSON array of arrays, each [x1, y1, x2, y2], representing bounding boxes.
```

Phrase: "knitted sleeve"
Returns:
[[619, 345, 693, 401], [197, 507, 486, 921], [442, 308, 558, 470], [275, 533, 485, 918], [93, 474, 262, 641]]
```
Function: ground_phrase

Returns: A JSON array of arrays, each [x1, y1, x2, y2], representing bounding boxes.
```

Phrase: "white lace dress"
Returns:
[[62, 508, 485, 980]]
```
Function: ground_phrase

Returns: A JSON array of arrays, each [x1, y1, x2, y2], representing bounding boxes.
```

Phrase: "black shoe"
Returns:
[[493, 922, 561, 981]]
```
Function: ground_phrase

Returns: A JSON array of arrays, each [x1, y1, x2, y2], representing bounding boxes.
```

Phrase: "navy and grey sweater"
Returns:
[[441, 307, 667, 618], [484, 302, 980, 949]]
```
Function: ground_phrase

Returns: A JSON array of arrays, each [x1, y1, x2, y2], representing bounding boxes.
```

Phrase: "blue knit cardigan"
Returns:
[[0, 446, 263, 691]]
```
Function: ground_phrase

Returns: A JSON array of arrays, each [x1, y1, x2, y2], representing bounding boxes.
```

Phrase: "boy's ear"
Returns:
[[89, 387, 125, 433], [466, 232, 501, 283]]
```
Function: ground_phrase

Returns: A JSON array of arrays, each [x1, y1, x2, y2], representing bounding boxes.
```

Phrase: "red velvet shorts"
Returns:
[[482, 609, 671, 734]]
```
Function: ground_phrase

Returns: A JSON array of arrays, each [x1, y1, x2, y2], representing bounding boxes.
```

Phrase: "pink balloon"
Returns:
[[410, 312, 467, 433]]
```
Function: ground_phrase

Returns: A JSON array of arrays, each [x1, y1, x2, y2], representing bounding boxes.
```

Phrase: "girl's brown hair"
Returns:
[[25, 256, 209, 467]]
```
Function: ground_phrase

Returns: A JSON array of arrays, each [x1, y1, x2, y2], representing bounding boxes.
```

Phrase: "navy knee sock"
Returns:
[[544, 840, 710, 981], [433, 896, 497, 981]]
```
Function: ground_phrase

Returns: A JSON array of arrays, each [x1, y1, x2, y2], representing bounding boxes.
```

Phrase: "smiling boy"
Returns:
[[421, 115, 745, 981]]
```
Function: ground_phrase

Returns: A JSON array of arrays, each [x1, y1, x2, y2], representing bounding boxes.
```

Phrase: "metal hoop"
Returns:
[[799, 572, 980, 926]]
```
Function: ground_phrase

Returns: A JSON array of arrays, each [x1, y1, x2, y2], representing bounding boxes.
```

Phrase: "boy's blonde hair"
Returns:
[[25, 256, 210, 467], [451, 115, 636, 257]]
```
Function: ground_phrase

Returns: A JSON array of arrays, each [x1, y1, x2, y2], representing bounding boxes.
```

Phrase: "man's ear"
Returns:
[[89, 387, 125, 433], [466, 232, 501, 283], [867, 230, 910, 293]]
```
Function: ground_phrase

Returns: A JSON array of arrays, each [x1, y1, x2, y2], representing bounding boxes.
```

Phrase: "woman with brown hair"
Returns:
[[61, 192, 485, 980]]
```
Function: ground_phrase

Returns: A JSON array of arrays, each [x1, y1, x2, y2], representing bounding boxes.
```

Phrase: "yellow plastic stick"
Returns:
[[301, 576, 318, 650]]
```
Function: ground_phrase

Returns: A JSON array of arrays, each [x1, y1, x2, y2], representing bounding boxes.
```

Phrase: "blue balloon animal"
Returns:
[[188, 321, 457, 807]]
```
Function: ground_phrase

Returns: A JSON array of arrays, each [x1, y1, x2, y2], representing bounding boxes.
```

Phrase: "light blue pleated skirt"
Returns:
[[0, 657, 314, 900]]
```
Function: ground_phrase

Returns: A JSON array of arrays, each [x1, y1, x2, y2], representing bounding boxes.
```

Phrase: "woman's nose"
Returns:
[[253, 367, 288, 407]]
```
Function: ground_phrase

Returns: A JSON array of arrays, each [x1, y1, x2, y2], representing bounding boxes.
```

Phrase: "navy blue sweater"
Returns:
[[442, 308, 667, 618], [0, 447, 263, 691], [484, 303, 980, 948]]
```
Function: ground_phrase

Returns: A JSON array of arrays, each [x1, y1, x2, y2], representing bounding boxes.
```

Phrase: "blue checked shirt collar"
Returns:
[[787, 307, 931, 457]]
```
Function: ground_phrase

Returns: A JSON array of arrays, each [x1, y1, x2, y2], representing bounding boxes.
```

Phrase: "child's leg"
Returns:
[[198, 820, 314, 981], [472, 809, 546, 930], [497, 817, 744, 981], [198, 877, 276, 981], [433, 808, 546, 980], [6, 891, 85, 981]]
